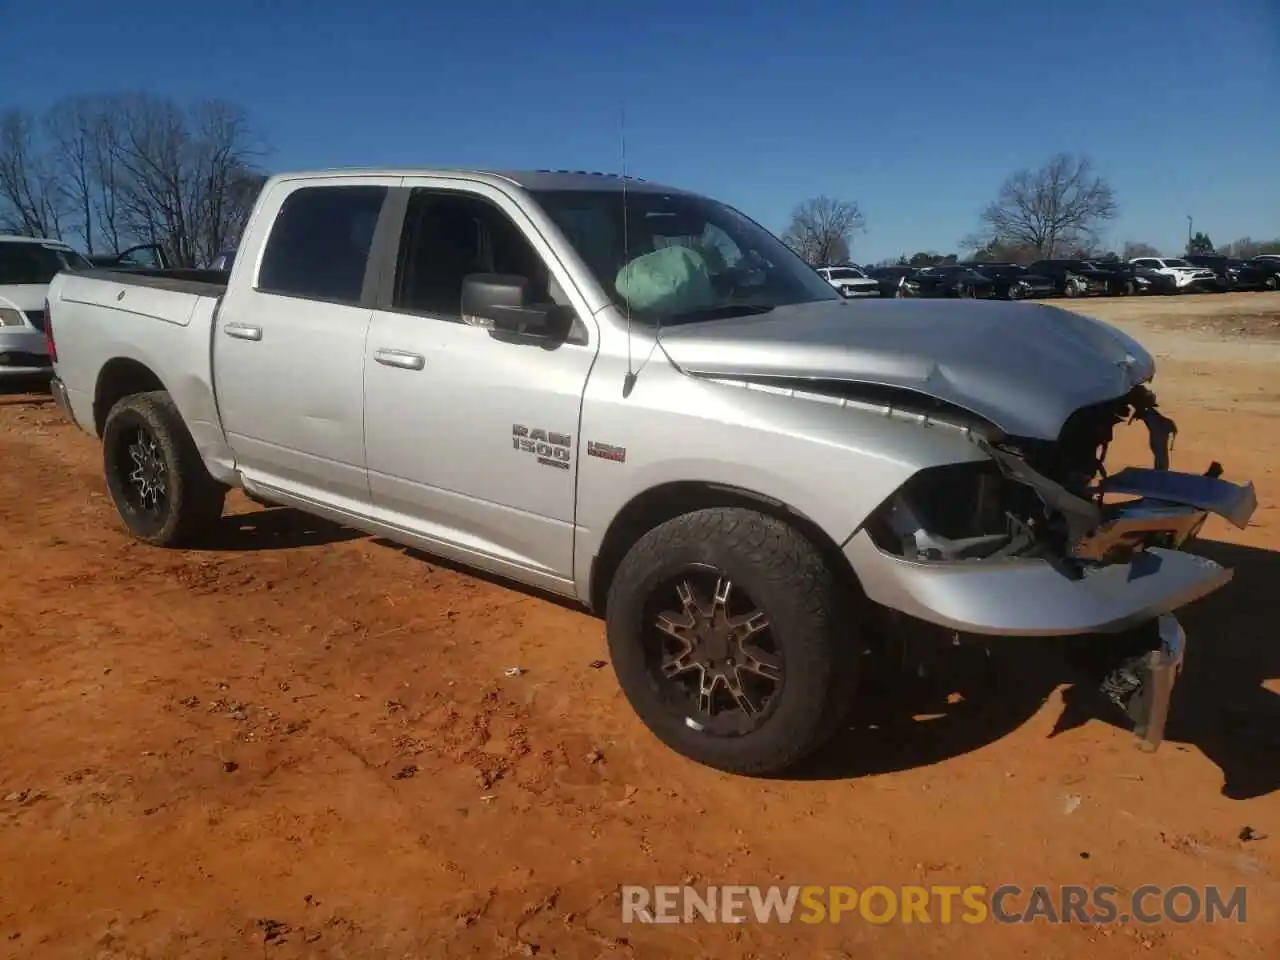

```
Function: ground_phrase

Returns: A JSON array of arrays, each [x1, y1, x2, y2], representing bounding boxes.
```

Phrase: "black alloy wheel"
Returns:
[[644, 566, 784, 736]]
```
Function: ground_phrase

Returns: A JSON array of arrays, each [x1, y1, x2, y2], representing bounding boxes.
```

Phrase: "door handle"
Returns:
[[374, 349, 425, 371], [223, 323, 263, 341]]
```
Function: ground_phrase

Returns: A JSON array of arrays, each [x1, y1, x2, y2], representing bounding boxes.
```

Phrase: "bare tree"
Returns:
[[961, 233, 1040, 264], [45, 97, 102, 252], [782, 196, 866, 265], [972, 153, 1117, 260], [87, 97, 126, 255], [110, 93, 265, 265], [1, 94, 266, 260], [0, 108, 66, 238], [1121, 240, 1161, 259], [1220, 237, 1280, 259]]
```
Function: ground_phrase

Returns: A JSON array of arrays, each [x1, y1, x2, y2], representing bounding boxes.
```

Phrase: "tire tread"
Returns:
[[606, 507, 863, 775], [102, 390, 225, 547]]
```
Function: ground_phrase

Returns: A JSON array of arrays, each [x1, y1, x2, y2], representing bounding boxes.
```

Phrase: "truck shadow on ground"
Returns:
[[370, 539, 591, 614], [799, 539, 1279, 801], [200, 507, 366, 551]]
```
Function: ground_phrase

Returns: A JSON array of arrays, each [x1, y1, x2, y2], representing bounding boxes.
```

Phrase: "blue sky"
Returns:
[[3, 0, 1277, 261]]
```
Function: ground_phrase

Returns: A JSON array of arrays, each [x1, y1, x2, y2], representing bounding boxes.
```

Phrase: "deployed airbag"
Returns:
[[614, 245, 716, 315]]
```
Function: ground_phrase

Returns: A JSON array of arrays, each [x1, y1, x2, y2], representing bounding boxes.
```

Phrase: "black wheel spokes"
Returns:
[[124, 427, 167, 515], [651, 573, 783, 734]]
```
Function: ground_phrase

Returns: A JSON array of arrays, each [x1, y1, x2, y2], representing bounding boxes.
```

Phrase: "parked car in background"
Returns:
[[1085, 260, 1175, 296], [815, 264, 881, 298], [44, 166, 1258, 775], [956, 262, 1056, 300], [1245, 255, 1280, 289], [1026, 259, 1113, 297], [1185, 255, 1272, 292], [863, 265, 919, 297], [1128, 257, 1219, 294], [88, 243, 172, 272], [0, 235, 92, 378], [908, 264, 998, 299]]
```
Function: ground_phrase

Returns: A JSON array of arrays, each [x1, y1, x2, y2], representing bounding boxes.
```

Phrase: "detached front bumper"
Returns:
[[845, 531, 1231, 636]]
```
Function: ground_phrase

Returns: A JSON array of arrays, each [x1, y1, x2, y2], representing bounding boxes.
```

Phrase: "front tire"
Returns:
[[102, 390, 226, 546], [605, 508, 863, 775]]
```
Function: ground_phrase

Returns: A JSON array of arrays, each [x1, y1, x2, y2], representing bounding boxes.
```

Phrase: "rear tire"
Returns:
[[605, 508, 864, 775], [102, 390, 226, 547]]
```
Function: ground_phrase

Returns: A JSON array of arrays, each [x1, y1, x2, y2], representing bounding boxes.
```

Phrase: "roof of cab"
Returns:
[[268, 167, 693, 195]]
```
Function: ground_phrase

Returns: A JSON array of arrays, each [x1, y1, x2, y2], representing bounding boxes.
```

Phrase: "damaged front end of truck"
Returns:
[[851, 382, 1258, 752], [658, 297, 1258, 752]]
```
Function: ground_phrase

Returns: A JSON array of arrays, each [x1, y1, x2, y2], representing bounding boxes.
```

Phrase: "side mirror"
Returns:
[[461, 273, 562, 335]]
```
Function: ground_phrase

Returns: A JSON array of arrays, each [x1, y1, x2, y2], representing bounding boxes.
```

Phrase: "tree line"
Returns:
[[5, 102, 1276, 274], [0, 93, 266, 267], [781, 152, 1279, 268]]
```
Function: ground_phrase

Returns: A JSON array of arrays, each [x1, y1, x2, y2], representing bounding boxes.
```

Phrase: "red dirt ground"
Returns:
[[1, 296, 1276, 958]]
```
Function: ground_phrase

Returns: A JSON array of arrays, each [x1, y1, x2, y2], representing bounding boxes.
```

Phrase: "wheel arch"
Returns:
[[93, 357, 168, 437], [587, 480, 864, 616]]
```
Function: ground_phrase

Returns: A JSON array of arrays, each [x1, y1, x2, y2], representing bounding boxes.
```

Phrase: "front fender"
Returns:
[[573, 367, 992, 594]]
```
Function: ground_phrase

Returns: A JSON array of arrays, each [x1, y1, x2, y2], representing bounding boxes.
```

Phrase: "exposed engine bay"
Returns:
[[863, 384, 1258, 572], [698, 370, 1257, 754]]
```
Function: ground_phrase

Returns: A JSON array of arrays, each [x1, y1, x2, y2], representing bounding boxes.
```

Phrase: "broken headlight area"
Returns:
[[867, 385, 1258, 569]]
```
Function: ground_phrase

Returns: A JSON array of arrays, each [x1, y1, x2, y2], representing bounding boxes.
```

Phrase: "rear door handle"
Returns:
[[223, 323, 263, 341], [374, 349, 425, 371]]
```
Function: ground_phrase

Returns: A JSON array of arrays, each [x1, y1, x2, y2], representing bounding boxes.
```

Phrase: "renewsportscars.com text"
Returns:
[[621, 884, 1248, 925]]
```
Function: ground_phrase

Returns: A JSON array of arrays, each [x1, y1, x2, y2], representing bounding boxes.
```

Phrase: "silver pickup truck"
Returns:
[[44, 168, 1257, 776]]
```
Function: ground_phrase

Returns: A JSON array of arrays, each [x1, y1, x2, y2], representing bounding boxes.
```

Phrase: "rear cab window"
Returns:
[[256, 185, 388, 304]]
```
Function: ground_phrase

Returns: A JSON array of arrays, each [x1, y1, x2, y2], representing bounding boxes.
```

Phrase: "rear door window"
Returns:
[[257, 185, 387, 304]]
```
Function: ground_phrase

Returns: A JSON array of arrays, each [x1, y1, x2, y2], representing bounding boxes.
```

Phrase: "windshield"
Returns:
[[531, 188, 839, 325], [0, 242, 92, 284], [1164, 258, 1193, 268], [824, 267, 865, 280]]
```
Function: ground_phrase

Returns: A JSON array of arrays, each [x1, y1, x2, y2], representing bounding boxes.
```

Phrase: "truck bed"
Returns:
[[47, 266, 232, 465], [73, 267, 229, 298]]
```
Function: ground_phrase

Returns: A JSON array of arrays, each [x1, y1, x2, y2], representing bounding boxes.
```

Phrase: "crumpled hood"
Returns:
[[657, 298, 1155, 440]]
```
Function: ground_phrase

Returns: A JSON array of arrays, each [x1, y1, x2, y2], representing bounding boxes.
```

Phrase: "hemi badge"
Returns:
[[587, 441, 626, 463]]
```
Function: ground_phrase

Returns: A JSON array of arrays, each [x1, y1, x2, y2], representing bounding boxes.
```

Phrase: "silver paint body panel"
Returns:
[[45, 168, 1248, 636]]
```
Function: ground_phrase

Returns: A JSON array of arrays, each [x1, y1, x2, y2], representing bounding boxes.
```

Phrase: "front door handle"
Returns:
[[374, 348, 425, 371], [223, 323, 263, 342]]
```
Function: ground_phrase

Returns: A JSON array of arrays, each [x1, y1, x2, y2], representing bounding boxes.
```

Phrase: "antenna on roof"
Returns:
[[620, 103, 638, 398]]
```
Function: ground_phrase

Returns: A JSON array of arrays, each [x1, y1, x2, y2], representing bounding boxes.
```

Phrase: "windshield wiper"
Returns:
[[664, 303, 776, 323]]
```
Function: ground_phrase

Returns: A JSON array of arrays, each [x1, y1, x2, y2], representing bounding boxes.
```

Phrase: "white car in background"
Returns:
[[1127, 256, 1218, 294], [815, 264, 881, 297], [0, 236, 93, 379]]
